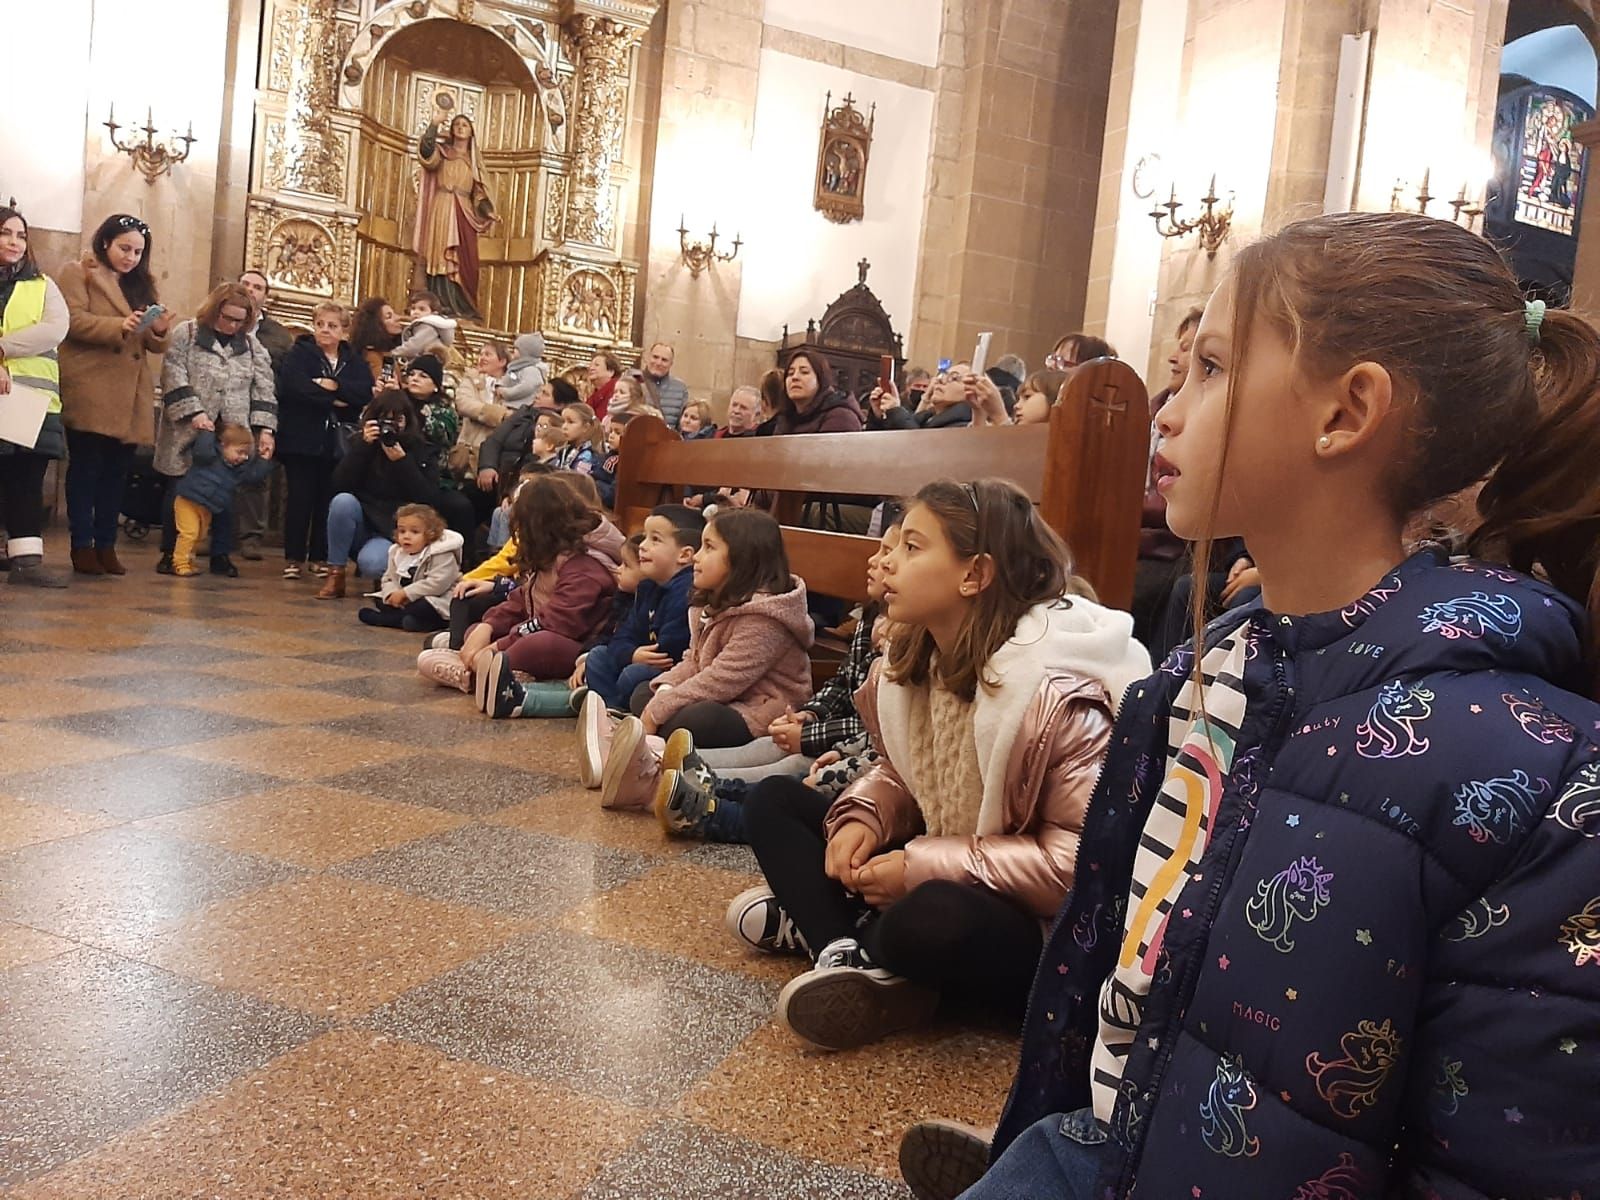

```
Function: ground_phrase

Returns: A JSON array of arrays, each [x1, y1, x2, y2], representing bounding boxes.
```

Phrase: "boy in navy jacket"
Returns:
[[168, 425, 275, 577], [574, 503, 702, 712]]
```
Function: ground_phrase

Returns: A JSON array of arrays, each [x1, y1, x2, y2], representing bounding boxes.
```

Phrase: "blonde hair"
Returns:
[[681, 398, 715, 429], [394, 503, 446, 542], [196, 283, 258, 328], [310, 301, 348, 326]]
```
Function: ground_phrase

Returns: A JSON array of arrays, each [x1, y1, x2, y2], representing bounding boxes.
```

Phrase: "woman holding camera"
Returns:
[[318, 390, 440, 599]]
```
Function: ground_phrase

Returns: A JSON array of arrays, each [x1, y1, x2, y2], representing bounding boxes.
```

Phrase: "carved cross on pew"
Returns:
[[1090, 381, 1126, 428]]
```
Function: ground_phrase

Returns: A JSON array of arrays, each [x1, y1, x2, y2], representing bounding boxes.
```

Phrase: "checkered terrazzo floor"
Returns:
[[0, 536, 1018, 1198]]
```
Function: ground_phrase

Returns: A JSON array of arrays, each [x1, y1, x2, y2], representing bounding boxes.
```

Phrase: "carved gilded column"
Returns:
[[562, 14, 641, 249], [277, 0, 344, 199]]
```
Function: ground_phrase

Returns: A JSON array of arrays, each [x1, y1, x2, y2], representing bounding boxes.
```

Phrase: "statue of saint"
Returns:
[[413, 113, 496, 319]]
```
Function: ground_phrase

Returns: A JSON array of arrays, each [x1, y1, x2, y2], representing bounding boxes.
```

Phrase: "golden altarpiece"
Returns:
[[245, 0, 658, 364]]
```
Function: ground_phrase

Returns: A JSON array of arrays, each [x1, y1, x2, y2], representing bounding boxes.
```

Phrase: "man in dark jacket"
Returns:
[[235, 269, 295, 559]]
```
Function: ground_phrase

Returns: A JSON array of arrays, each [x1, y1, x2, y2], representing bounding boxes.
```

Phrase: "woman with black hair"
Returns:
[[0, 205, 70, 586], [56, 213, 172, 575], [317, 390, 441, 598], [773, 349, 862, 435], [350, 296, 403, 391]]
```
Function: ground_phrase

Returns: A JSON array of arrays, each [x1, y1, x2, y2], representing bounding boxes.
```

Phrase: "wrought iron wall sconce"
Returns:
[[103, 106, 197, 183], [1149, 176, 1234, 259], [1389, 169, 1485, 230], [678, 216, 742, 278]]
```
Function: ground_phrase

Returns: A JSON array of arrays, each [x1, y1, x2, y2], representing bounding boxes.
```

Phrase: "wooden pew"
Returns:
[[613, 356, 1150, 610]]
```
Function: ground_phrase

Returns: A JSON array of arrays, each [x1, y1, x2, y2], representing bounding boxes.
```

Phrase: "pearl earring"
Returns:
[[1318, 435, 1332, 449]]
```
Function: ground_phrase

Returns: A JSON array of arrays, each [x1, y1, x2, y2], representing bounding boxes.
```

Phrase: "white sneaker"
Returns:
[[427, 631, 450, 650], [776, 937, 938, 1051], [724, 886, 811, 956]]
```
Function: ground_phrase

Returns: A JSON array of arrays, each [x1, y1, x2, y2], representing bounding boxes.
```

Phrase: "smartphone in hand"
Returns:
[[878, 354, 894, 391], [135, 304, 166, 334], [971, 331, 993, 378]]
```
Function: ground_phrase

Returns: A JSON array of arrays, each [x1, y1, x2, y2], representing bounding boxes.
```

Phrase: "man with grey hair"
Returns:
[[640, 341, 688, 429], [716, 385, 762, 439]]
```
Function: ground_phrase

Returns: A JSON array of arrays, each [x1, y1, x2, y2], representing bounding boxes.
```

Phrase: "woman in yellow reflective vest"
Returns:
[[0, 205, 69, 586]]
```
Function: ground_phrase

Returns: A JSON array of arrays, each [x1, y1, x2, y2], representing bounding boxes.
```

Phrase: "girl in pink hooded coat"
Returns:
[[730, 479, 1150, 1052], [582, 507, 815, 810]]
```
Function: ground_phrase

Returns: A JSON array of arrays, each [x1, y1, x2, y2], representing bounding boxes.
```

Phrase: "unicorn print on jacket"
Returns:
[[1245, 855, 1333, 952], [1549, 763, 1600, 837], [1200, 1053, 1262, 1157], [1290, 1152, 1366, 1200], [1559, 896, 1600, 968], [1416, 591, 1522, 643], [1445, 897, 1511, 942], [1355, 680, 1435, 759], [1305, 1018, 1403, 1119], [1502, 691, 1575, 745], [1451, 769, 1550, 845]]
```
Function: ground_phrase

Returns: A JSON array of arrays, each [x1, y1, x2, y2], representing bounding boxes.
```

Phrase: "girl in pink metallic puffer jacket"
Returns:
[[732, 478, 1150, 1052]]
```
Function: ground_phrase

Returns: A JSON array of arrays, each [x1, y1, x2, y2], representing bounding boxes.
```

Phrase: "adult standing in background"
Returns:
[[56, 213, 172, 576], [234, 268, 292, 561], [153, 283, 277, 577], [0, 205, 70, 586], [350, 297, 403, 389], [640, 341, 688, 429]]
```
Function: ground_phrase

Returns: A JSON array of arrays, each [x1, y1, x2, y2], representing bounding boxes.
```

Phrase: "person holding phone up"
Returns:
[[56, 213, 173, 576]]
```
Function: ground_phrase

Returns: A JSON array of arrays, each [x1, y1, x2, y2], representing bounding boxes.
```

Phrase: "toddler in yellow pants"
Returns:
[[168, 425, 274, 577]]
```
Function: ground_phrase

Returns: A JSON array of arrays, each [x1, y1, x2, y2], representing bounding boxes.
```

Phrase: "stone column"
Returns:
[[278, 0, 344, 200], [563, 14, 643, 250], [1570, 118, 1600, 312]]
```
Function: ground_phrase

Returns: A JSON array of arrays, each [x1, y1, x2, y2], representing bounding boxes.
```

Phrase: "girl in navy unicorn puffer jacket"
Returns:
[[945, 213, 1600, 1200]]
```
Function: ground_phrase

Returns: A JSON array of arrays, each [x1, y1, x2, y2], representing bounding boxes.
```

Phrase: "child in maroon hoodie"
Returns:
[[417, 475, 616, 702]]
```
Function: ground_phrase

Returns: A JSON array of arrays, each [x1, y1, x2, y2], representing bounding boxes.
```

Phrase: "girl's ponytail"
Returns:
[[1471, 307, 1600, 695]]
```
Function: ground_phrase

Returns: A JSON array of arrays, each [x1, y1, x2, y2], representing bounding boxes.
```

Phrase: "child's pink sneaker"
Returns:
[[599, 716, 664, 811], [417, 648, 472, 693], [577, 690, 611, 790]]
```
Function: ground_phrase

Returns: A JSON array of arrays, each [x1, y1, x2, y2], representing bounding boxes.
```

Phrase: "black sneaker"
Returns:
[[724, 886, 811, 956], [209, 555, 240, 578], [899, 1119, 993, 1200], [483, 651, 524, 719], [655, 757, 717, 838], [155, 554, 175, 575], [776, 937, 939, 1051]]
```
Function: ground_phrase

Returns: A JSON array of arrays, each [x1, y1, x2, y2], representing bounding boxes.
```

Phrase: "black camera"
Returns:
[[377, 417, 400, 447]]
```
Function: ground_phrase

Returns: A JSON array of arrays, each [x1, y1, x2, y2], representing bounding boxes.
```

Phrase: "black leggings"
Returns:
[[745, 776, 1043, 1008], [625, 685, 752, 748], [448, 590, 497, 649], [280, 452, 334, 563], [359, 597, 447, 630], [0, 450, 50, 544]]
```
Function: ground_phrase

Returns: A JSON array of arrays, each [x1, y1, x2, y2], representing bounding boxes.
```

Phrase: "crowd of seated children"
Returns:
[[574, 507, 814, 809], [896, 213, 1600, 1200], [357, 503, 462, 631], [726, 480, 1148, 1055], [484, 503, 701, 719], [652, 513, 904, 844], [167, 424, 275, 578], [416, 473, 621, 701]]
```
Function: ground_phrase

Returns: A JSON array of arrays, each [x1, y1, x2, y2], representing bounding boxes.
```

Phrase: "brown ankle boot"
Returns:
[[70, 547, 104, 576], [315, 566, 346, 599], [96, 547, 127, 575]]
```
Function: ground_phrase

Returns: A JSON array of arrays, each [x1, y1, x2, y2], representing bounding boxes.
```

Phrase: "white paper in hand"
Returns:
[[0, 384, 50, 450]]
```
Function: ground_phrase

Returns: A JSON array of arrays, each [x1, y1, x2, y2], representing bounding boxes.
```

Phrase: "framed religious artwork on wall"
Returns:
[[813, 92, 876, 224]]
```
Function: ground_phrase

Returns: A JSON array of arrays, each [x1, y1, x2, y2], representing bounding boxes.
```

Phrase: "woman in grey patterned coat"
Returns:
[[154, 282, 277, 576]]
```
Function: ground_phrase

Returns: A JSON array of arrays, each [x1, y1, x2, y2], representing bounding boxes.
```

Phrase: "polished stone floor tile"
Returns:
[[0, 650, 117, 679], [0, 721, 129, 776], [451, 725, 585, 772], [142, 875, 530, 1017], [369, 929, 777, 1107], [556, 862, 795, 984], [0, 751, 284, 820], [110, 640, 257, 669], [491, 786, 698, 859], [0, 922, 76, 972], [679, 1022, 1020, 1177], [0, 947, 322, 1186], [296, 645, 420, 671], [0, 826, 301, 951], [169, 725, 406, 781], [325, 752, 561, 816], [40, 701, 274, 750], [577, 1119, 913, 1199], [64, 667, 261, 704], [336, 823, 654, 918], [134, 783, 467, 868], [191, 653, 356, 687], [311, 671, 470, 705], [0, 794, 119, 853], [320, 705, 495, 745], [0, 679, 130, 721], [182, 683, 398, 725], [9, 1030, 652, 1200]]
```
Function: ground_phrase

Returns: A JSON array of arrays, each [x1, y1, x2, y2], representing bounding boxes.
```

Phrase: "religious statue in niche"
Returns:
[[412, 94, 498, 319], [813, 92, 875, 224], [560, 270, 617, 337]]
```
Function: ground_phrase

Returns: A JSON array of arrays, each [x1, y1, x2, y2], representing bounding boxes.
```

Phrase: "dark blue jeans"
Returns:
[[64, 430, 136, 550], [585, 641, 663, 712], [959, 1110, 1107, 1200]]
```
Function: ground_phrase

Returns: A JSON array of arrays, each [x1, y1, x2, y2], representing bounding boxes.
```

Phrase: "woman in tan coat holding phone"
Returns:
[[56, 213, 171, 575]]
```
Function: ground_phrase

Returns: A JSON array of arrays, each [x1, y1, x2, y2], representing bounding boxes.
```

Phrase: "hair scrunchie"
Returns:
[[1525, 298, 1547, 346]]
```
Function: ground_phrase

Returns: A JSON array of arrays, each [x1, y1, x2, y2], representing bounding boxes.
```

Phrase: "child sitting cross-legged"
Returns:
[[652, 513, 904, 843], [730, 479, 1150, 1053], [357, 503, 461, 631], [416, 474, 617, 705], [486, 504, 702, 719], [577, 508, 815, 809], [168, 424, 275, 577]]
